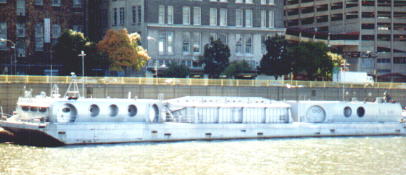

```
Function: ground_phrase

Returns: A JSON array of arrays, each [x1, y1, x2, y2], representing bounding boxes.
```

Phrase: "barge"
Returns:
[[0, 79, 405, 146]]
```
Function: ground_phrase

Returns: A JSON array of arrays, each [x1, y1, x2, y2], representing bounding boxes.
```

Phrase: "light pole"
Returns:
[[0, 38, 16, 75], [78, 50, 86, 97]]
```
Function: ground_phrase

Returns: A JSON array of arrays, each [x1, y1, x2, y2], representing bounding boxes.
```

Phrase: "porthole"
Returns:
[[62, 108, 71, 113], [90, 104, 100, 117], [344, 106, 352, 117], [110, 104, 118, 117], [39, 108, 47, 113], [22, 106, 29, 111], [357, 107, 365, 117], [128, 105, 137, 117], [30, 107, 38, 112]]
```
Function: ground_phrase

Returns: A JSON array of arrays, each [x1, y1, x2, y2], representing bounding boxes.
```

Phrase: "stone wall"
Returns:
[[1, 83, 405, 114]]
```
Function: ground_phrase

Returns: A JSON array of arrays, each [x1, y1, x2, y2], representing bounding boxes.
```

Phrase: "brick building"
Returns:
[[0, 0, 86, 75], [96, 0, 286, 76]]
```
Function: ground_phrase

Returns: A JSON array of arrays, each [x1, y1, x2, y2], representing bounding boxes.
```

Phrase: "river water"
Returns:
[[0, 137, 405, 175]]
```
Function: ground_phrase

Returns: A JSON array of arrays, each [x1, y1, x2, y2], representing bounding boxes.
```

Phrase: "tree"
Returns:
[[97, 29, 150, 72], [258, 35, 291, 79], [161, 63, 190, 78], [289, 41, 333, 80], [223, 60, 251, 78], [200, 39, 230, 78], [83, 42, 110, 76], [53, 30, 88, 75]]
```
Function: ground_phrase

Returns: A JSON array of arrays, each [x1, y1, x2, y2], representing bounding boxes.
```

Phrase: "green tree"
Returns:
[[289, 41, 333, 80], [97, 29, 150, 72], [53, 30, 88, 75], [200, 39, 230, 78], [258, 35, 291, 79], [161, 63, 190, 78], [83, 42, 110, 76], [223, 60, 251, 78]]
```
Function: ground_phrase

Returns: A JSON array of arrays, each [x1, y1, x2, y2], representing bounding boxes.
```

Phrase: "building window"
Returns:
[[192, 32, 201, 54], [269, 0, 274, 5], [183, 6, 191, 25], [132, 6, 137, 24], [119, 7, 125, 25], [51, 24, 61, 44], [0, 0, 6, 3], [35, 23, 44, 51], [218, 33, 227, 44], [16, 40, 26, 57], [261, 0, 266, 4], [210, 33, 217, 41], [246, 0, 253, 4], [394, 57, 406, 64], [245, 35, 252, 54], [158, 32, 166, 55], [236, 34, 243, 54], [34, 0, 42, 5], [52, 0, 61, 6], [158, 5, 165, 24], [16, 23, 25, 38], [0, 22, 6, 50], [137, 6, 142, 25], [235, 0, 242, 3], [183, 32, 191, 54], [219, 0, 227, 2], [210, 8, 217, 26], [168, 6, 174, 24], [113, 8, 117, 26], [167, 32, 174, 55], [236, 9, 243, 27], [219, 9, 227, 26], [268, 10, 274, 28], [16, 0, 25, 16], [245, 9, 253, 27], [261, 10, 266, 28], [193, 7, 201, 25], [73, 0, 81, 8]]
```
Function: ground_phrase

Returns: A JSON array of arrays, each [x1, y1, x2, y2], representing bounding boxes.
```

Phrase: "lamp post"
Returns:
[[78, 50, 86, 97], [0, 38, 16, 75]]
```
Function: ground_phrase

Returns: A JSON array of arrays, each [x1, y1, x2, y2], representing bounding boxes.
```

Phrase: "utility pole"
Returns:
[[78, 50, 86, 98]]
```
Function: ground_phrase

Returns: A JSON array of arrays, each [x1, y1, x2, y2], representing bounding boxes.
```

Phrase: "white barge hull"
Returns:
[[1, 122, 405, 146]]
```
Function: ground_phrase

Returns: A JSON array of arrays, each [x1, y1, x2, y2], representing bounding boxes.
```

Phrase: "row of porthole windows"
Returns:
[[89, 104, 138, 117], [21, 106, 48, 113], [344, 106, 365, 118]]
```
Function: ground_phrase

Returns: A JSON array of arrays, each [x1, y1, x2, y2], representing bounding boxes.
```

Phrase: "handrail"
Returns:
[[0, 75, 404, 89]]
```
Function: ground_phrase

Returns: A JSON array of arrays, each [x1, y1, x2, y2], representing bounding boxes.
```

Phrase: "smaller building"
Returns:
[[97, 0, 286, 76], [0, 0, 86, 75]]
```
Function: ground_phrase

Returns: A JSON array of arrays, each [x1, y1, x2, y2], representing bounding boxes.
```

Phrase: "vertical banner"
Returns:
[[44, 18, 51, 43]]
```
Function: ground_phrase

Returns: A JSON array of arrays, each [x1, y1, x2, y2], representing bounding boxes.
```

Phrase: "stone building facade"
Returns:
[[0, 0, 86, 75], [100, 0, 286, 76]]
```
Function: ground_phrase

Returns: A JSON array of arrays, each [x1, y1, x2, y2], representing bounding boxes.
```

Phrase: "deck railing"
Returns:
[[0, 75, 405, 89]]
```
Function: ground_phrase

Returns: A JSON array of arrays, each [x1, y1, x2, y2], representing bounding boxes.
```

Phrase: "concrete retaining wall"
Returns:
[[1, 83, 405, 114]]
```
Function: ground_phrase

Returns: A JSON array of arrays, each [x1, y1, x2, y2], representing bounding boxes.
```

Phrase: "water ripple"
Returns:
[[0, 137, 405, 175]]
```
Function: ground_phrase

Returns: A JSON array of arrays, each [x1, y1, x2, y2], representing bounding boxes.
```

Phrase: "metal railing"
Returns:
[[0, 75, 405, 89]]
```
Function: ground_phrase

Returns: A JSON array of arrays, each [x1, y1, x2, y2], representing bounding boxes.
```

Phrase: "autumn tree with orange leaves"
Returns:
[[97, 29, 150, 72]]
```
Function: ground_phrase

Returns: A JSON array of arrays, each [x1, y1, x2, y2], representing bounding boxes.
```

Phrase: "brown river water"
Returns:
[[0, 137, 405, 175]]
